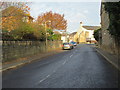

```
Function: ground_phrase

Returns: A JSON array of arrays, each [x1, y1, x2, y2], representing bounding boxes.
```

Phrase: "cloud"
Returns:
[[66, 12, 87, 23], [83, 10, 89, 14]]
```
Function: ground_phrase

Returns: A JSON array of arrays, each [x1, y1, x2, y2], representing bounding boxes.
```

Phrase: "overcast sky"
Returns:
[[29, 2, 101, 33]]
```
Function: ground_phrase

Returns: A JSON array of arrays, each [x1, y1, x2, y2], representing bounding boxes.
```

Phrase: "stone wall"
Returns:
[[2, 41, 62, 63], [101, 3, 120, 58]]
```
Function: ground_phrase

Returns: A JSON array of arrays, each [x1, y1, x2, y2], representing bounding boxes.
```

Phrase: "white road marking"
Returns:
[[63, 60, 67, 65], [70, 54, 73, 58], [35, 53, 74, 85], [37, 74, 51, 84], [46, 75, 50, 78], [38, 78, 46, 83]]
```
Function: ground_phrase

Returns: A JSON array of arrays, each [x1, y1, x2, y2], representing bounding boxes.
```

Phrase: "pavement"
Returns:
[[95, 46, 120, 71], [2, 44, 120, 88]]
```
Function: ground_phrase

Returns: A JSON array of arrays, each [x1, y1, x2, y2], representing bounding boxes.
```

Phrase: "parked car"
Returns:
[[70, 41, 77, 46], [62, 43, 74, 50]]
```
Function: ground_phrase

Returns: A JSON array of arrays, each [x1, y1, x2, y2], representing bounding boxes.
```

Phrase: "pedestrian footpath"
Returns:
[[95, 47, 120, 71]]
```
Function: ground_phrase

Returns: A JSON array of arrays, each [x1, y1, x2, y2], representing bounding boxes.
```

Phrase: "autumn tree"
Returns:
[[2, 6, 24, 31], [1, 1, 35, 40], [0, 1, 30, 15], [1, 1, 31, 30], [52, 31, 61, 40], [37, 11, 67, 31], [94, 28, 101, 41], [32, 22, 46, 41], [1, 3, 46, 41], [1, 0, 30, 30]]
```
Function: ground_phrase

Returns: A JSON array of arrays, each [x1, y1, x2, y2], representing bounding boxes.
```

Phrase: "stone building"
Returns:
[[70, 22, 100, 44], [69, 32, 77, 42]]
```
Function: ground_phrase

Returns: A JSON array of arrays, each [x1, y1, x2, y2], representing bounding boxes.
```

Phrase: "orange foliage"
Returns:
[[37, 11, 67, 30], [2, 15, 23, 31], [2, 3, 31, 31]]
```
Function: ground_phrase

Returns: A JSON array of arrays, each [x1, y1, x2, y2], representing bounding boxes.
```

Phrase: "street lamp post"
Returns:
[[44, 21, 51, 46], [44, 22, 47, 46]]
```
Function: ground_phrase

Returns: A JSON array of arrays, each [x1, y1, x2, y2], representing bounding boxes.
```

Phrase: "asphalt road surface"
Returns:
[[3, 44, 119, 88]]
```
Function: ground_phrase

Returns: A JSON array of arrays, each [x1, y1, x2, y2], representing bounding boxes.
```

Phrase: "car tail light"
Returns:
[[61, 45, 64, 47]]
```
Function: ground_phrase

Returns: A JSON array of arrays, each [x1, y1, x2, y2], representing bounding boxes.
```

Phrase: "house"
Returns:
[[70, 22, 100, 44], [83, 25, 100, 43], [69, 32, 77, 42], [61, 32, 69, 43]]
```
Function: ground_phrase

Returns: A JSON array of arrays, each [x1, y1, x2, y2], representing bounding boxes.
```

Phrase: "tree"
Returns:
[[0, 1, 30, 16], [1, 3, 34, 40], [37, 11, 67, 31], [1, 1, 31, 31], [2, 6, 23, 31], [10, 22, 34, 40], [52, 34, 61, 40], [32, 22, 46, 41], [94, 28, 101, 41]]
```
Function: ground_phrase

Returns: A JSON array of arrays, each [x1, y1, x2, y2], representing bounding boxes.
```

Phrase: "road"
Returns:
[[3, 44, 119, 88]]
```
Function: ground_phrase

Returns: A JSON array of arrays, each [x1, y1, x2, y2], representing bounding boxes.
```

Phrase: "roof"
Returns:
[[61, 32, 67, 36], [83, 26, 101, 30], [69, 32, 77, 36]]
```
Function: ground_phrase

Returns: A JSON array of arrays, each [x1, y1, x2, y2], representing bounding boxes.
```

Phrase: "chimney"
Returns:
[[80, 22, 83, 26]]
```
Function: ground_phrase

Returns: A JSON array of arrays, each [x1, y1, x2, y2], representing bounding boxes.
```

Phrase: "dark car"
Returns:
[[62, 43, 74, 50]]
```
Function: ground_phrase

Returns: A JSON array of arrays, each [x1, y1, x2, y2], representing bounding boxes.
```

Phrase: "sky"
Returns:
[[29, 1, 101, 33]]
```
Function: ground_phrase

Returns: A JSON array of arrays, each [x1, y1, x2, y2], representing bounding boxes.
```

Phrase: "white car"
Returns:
[[62, 43, 74, 50]]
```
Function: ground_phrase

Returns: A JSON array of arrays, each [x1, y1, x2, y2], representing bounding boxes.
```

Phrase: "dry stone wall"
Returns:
[[2, 41, 62, 63]]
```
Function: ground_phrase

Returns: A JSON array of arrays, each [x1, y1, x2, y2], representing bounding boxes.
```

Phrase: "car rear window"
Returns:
[[63, 43, 69, 45]]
